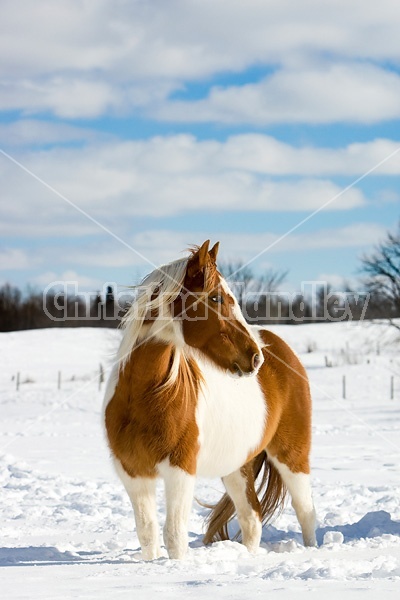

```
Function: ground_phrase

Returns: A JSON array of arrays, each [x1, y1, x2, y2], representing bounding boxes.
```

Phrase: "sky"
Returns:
[[0, 0, 399, 297]]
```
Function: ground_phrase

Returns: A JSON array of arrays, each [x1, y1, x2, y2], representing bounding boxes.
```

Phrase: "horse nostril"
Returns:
[[252, 353, 261, 370]]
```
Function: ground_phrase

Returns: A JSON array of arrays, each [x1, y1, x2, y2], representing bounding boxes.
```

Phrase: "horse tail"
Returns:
[[203, 451, 287, 544]]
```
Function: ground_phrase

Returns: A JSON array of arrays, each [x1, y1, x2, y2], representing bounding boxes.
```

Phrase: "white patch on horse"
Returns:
[[195, 356, 267, 478], [114, 459, 162, 560], [223, 469, 262, 554], [158, 460, 195, 560], [268, 455, 317, 547]]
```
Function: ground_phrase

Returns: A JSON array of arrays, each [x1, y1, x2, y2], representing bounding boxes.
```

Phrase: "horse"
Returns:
[[103, 240, 316, 560]]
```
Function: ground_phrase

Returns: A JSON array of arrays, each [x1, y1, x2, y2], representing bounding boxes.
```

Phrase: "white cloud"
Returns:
[[21, 130, 400, 184], [276, 222, 387, 252], [33, 270, 103, 290], [1, 131, 397, 276], [218, 222, 387, 256], [1, 221, 386, 290], [0, 137, 371, 240], [0, 155, 102, 238], [1, 128, 399, 251], [0, 119, 103, 147], [0, 248, 32, 270], [155, 63, 400, 125], [1, 2, 400, 121], [4, 130, 400, 242], [40, 223, 386, 273], [0, 78, 119, 119], [219, 135, 400, 176], [2, 1, 400, 79], [64, 246, 141, 269], [0, 78, 179, 119], [2, 129, 398, 243], [374, 189, 400, 204]]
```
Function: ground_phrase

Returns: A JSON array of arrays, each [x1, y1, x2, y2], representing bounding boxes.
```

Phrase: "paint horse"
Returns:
[[104, 241, 316, 560]]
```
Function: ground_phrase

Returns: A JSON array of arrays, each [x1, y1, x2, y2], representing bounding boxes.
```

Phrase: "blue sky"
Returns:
[[0, 0, 399, 295]]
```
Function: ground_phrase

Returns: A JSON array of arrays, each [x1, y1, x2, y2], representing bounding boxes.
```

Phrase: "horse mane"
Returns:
[[117, 256, 189, 369], [117, 245, 220, 372]]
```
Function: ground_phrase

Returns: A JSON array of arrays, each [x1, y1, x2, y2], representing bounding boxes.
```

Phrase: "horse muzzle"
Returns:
[[232, 351, 263, 378]]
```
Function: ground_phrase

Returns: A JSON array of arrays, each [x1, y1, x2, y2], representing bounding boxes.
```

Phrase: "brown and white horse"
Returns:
[[104, 240, 316, 560]]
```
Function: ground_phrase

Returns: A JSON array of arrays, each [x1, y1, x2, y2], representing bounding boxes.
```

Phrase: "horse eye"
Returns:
[[210, 295, 223, 304]]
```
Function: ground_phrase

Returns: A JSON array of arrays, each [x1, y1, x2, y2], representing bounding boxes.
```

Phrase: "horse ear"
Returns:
[[187, 240, 210, 278], [209, 241, 219, 264]]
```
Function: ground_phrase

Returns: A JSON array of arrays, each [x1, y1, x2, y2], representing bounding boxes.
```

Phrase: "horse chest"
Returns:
[[195, 362, 267, 478]]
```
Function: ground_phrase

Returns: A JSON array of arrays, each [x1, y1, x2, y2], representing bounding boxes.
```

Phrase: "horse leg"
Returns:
[[114, 460, 161, 560], [269, 456, 317, 547], [159, 462, 195, 559], [223, 465, 262, 553]]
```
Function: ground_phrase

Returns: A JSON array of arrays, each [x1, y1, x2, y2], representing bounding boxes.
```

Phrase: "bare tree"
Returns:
[[361, 221, 400, 329]]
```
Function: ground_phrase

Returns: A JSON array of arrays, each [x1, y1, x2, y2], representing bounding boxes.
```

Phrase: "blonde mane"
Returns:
[[117, 256, 189, 369]]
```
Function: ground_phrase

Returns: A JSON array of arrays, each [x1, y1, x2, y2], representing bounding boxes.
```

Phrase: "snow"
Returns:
[[1, 322, 400, 598]]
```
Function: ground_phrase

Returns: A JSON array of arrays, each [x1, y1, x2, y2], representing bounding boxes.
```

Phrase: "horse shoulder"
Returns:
[[104, 347, 200, 478]]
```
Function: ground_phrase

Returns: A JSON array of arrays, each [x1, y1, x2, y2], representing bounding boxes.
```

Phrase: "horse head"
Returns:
[[174, 240, 263, 377]]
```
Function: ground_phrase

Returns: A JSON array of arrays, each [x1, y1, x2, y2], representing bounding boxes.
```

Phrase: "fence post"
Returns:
[[58, 371, 61, 390], [342, 375, 346, 399], [16, 372, 20, 392], [391, 376, 394, 400]]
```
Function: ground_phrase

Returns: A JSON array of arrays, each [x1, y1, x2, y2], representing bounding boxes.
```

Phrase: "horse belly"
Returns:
[[195, 364, 267, 478]]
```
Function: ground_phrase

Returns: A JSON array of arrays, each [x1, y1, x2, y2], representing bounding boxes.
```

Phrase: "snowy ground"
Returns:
[[1, 322, 400, 598]]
